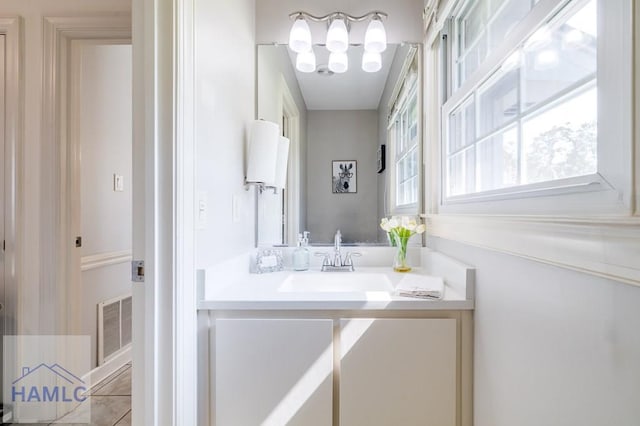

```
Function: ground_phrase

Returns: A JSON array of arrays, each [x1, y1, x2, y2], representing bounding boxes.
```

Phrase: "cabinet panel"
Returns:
[[215, 319, 333, 426], [339, 318, 457, 426]]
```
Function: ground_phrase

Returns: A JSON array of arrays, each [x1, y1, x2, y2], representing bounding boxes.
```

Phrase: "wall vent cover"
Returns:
[[98, 293, 132, 365]]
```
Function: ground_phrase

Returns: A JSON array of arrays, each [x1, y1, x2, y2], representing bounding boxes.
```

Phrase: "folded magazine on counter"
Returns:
[[396, 275, 445, 299]]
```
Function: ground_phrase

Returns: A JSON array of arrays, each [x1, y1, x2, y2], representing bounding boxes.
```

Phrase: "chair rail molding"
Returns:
[[81, 250, 133, 271], [427, 214, 640, 287]]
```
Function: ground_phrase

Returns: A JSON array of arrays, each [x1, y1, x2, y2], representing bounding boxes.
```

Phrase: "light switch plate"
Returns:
[[197, 191, 208, 229], [113, 174, 124, 192], [232, 194, 241, 223]]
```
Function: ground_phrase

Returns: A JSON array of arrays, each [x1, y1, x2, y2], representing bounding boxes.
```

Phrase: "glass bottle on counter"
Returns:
[[292, 232, 310, 271]]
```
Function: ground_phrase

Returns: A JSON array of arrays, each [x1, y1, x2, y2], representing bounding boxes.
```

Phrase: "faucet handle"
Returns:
[[314, 252, 331, 271], [343, 252, 362, 271]]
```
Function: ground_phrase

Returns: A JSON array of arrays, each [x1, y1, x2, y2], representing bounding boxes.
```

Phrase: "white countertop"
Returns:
[[198, 249, 475, 311]]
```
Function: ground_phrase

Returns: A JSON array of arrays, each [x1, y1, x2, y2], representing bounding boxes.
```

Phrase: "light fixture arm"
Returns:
[[289, 11, 387, 23]]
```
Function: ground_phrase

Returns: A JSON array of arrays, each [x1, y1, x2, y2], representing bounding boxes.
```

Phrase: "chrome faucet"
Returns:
[[333, 229, 343, 267], [316, 230, 361, 272]]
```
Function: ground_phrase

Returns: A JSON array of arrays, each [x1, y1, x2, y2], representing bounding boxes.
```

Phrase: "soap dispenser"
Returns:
[[293, 233, 310, 271]]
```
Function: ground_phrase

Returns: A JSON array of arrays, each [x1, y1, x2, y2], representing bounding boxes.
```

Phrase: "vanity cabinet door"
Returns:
[[215, 319, 333, 426], [339, 318, 457, 426]]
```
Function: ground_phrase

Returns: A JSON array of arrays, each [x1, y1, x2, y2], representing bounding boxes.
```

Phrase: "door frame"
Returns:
[[38, 5, 198, 423], [281, 76, 301, 246], [0, 17, 21, 341], [41, 14, 132, 336], [132, 0, 198, 424]]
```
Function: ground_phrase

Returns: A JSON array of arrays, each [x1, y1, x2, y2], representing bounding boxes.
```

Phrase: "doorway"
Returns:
[[68, 40, 133, 376], [37, 16, 134, 423]]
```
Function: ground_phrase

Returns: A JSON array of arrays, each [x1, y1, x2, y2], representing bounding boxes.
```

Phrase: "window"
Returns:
[[454, 0, 535, 89], [444, 0, 601, 203], [426, 0, 636, 285], [389, 54, 420, 212]]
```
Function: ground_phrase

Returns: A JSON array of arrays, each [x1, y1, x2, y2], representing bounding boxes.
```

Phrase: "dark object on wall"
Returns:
[[377, 144, 386, 173], [332, 160, 357, 193]]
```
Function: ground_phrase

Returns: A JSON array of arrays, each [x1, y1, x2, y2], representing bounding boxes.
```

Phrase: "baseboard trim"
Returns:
[[82, 345, 132, 390]]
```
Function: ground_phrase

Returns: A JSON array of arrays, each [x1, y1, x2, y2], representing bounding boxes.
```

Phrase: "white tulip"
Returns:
[[415, 224, 426, 234], [406, 219, 417, 231], [388, 217, 399, 228]]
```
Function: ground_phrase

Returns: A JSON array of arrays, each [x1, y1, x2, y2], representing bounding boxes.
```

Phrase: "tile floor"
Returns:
[[7, 363, 132, 425]]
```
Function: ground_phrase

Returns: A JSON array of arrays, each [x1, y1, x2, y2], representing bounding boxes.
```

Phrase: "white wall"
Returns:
[[195, 0, 256, 268], [256, 45, 308, 245], [306, 110, 378, 244], [0, 0, 131, 336], [428, 236, 640, 426], [76, 43, 132, 368]]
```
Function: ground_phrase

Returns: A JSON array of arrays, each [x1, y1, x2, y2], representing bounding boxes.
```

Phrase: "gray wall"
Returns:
[[428, 237, 640, 426], [306, 110, 378, 244]]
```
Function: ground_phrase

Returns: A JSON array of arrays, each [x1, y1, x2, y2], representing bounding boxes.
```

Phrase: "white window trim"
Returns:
[[422, 0, 640, 287]]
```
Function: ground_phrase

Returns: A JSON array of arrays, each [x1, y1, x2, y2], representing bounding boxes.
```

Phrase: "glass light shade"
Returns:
[[289, 17, 312, 53], [326, 19, 349, 53], [364, 18, 387, 53], [296, 50, 316, 73], [328, 52, 348, 73], [270, 137, 290, 189], [246, 120, 279, 184], [362, 51, 382, 73]]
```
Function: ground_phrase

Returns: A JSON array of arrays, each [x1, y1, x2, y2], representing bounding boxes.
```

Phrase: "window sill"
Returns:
[[424, 214, 640, 287]]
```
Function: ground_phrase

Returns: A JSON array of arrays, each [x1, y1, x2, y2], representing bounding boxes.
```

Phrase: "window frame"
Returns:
[[421, 0, 639, 286], [437, 0, 633, 215]]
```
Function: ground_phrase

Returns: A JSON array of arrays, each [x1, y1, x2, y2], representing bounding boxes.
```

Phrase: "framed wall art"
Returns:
[[332, 160, 357, 193]]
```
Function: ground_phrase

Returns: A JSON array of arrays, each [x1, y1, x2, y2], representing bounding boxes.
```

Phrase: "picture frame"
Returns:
[[332, 160, 357, 193], [377, 144, 386, 173]]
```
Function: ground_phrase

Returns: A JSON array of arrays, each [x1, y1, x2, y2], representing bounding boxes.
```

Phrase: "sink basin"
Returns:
[[278, 273, 393, 293]]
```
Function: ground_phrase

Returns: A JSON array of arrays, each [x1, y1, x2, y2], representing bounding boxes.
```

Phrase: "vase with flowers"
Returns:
[[380, 216, 426, 272]]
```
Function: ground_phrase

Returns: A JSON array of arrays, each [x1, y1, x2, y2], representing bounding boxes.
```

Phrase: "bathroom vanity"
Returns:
[[197, 248, 474, 426]]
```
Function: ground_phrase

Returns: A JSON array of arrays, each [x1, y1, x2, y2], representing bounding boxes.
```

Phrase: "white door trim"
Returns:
[[0, 17, 22, 338], [132, 0, 198, 423], [281, 76, 301, 245], [175, 0, 198, 422]]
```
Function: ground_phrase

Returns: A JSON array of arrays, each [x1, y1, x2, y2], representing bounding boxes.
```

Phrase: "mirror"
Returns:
[[257, 43, 421, 246]]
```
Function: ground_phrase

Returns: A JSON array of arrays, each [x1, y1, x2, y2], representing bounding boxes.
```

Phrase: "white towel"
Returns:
[[396, 275, 445, 299]]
